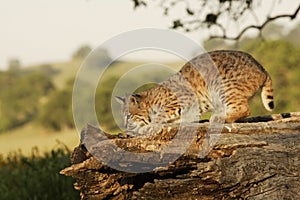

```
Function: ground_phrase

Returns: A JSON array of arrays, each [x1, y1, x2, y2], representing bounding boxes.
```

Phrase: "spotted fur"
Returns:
[[116, 50, 274, 134]]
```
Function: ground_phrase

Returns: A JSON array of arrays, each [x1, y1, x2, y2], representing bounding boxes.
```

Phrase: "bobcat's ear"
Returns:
[[129, 94, 141, 105], [115, 96, 126, 105]]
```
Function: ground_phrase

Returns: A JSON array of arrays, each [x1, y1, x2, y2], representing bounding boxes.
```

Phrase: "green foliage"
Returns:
[[203, 39, 228, 51], [0, 72, 54, 132], [38, 79, 74, 131], [72, 44, 92, 60], [283, 24, 300, 48], [242, 39, 300, 115], [8, 58, 21, 72], [0, 147, 79, 200], [38, 64, 59, 77], [96, 76, 120, 132]]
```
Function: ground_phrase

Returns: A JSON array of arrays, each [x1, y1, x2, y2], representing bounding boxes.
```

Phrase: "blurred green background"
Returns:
[[1, 1, 300, 199]]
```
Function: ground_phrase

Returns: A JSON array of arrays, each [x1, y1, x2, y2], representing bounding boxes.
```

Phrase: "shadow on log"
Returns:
[[61, 112, 300, 200]]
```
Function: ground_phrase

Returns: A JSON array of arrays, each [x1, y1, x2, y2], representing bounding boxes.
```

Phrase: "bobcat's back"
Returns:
[[117, 50, 274, 134]]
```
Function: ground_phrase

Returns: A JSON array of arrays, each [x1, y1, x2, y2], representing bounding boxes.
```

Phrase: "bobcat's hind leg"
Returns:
[[225, 100, 251, 123]]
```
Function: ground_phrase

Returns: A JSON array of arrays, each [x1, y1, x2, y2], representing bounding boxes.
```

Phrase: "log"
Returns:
[[61, 112, 300, 200]]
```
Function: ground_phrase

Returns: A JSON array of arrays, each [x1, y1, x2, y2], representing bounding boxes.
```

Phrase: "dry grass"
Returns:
[[0, 123, 79, 157]]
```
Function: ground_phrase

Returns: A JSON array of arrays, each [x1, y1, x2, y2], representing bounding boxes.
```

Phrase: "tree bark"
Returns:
[[61, 112, 300, 200]]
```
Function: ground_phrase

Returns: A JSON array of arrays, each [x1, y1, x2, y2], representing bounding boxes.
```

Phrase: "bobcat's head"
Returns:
[[115, 94, 151, 133]]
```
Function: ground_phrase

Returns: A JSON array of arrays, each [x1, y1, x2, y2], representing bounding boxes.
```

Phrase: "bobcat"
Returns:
[[116, 50, 274, 135]]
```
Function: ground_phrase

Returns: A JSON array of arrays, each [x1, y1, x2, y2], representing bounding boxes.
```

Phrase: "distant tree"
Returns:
[[261, 23, 285, 40], [38, 79, 74, 131], [87, 48, 112, 68], [72, 44, 112, 67], [39, 64, 58, 77], [283, 24, 300, 47], [0, 72, 54, 131], [72, 44, 92, 60], [131, 0, 300, 41], [203, 39, 228, 51], [8, 58, 21, 72]]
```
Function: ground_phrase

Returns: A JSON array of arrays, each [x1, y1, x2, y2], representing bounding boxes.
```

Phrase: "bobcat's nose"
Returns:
[[127, 123, 137, 131]]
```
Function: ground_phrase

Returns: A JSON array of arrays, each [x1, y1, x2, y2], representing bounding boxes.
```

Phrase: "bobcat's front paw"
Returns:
[[126, 124, 163, 138]]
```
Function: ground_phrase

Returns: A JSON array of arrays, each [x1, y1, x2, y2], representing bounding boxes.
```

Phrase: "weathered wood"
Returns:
[[61, 112, 300, 200]]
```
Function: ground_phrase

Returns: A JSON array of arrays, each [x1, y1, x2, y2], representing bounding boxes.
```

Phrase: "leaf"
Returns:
[[164, 7, 169, 16], [186, 8, 194, 15], [132, 0, 147, 9], [171, 20, 184, 29], [205, 13, 218, 24], [219, 0, 232, 3]]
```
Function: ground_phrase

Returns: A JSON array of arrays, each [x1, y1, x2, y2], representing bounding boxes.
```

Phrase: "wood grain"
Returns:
[[61, 112, 300, 200]]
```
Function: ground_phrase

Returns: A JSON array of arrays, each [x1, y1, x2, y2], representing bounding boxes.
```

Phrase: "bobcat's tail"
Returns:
[[261, 75, 274, 111]]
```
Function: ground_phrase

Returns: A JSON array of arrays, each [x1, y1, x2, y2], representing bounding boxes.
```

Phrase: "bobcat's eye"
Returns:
[[140, 118, 150, 125], [141, 118, 147, 124]]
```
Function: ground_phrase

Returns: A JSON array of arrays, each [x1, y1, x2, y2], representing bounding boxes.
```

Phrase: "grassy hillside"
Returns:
[[23, 59, 82, 89], [0, 124, 79, 156], [0, 58, 183, 156]]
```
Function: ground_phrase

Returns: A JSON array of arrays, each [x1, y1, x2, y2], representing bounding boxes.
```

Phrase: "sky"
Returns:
[[0, 0, 181, 69], [0, 0, 299, 70]]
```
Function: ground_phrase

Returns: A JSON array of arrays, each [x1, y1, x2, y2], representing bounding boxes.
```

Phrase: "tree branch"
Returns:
[[131, 0, 300, 41], [210, 3, 300, 40]]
